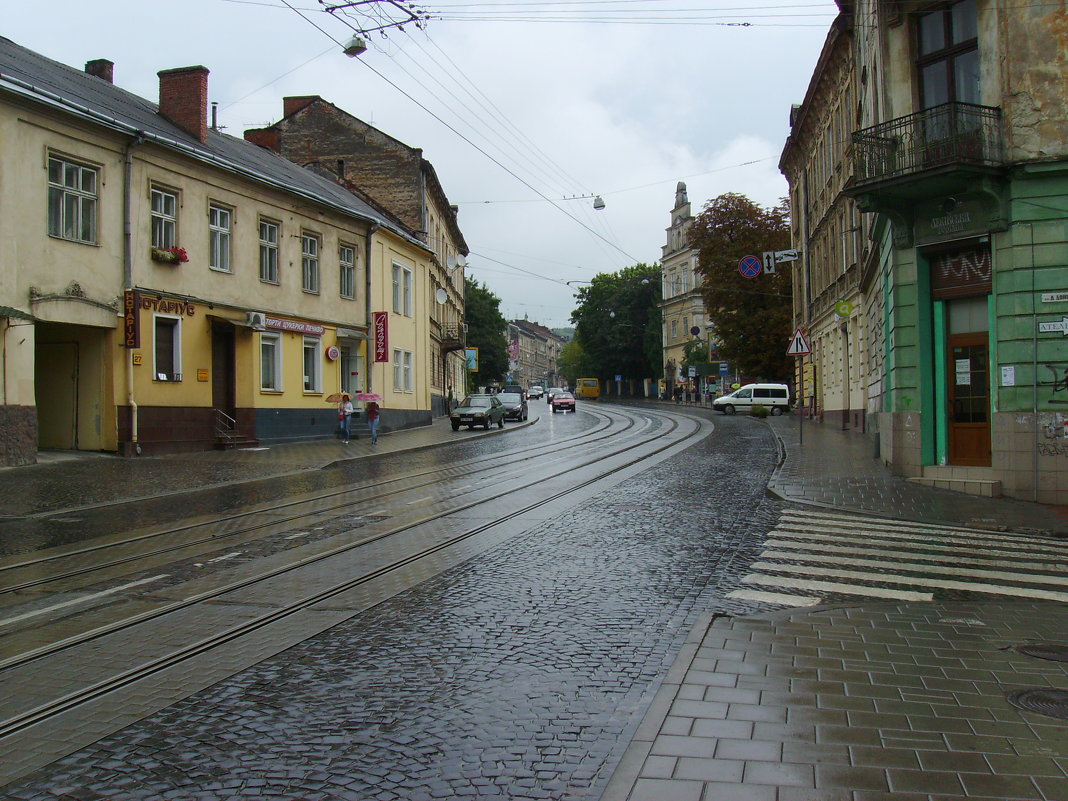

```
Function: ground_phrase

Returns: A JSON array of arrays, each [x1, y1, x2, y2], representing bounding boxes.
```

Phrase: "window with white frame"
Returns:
[[153, 315, 182, 381], [260, 332, 282, 391], [392, 263, 413, 316], [403, 350, 412, 392], [259, 219, 279, 284], [339, 244, 356, 299], [151, 187, 177, 249], [303, 336, 322, 392], [209, 204, 231, 272], [670, 319, 678, 339], [302, 233, 320, 293], [47, 155, 98, 244], [391, 349, 413, 392]]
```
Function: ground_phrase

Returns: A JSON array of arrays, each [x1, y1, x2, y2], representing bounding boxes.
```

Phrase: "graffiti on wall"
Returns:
[[1042, 363, 1068, 404], [1037, 411, 1068, 458]]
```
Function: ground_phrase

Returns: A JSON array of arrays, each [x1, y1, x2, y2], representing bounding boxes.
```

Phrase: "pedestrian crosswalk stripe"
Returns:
[[740, 573, 932, 601], [764, 540, 1063, 576], [725, 589, 821, 607], [772, 523, 1067, 556], [780, 510, 1057, 545], [729, 508, 1068, 607], [759, 550, 1067, 587], [750, 561, 1068, 603]]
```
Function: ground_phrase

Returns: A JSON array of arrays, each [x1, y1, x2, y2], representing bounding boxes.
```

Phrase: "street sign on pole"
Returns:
[[786, 328, 811, 356], [774, 249, 799, 263], [738, 255, 762, 278], [762, 251, 777, 275]]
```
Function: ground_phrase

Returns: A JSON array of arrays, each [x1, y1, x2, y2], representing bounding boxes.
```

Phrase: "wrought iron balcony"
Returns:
[[437, 322, 467, 352], [850, 102, 1003, 188]]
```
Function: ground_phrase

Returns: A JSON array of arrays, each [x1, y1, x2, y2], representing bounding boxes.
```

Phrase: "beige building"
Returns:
[[780, 11, 869, 429], [507, 319, 566, 390], [659, 182, 708, 395], [245, 98, 468, 419], [0, 38, 431, 464]]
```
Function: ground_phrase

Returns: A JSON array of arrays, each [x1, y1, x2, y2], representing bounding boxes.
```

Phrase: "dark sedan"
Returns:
[[497, 392, 528, 422], [450, 394, 506, 430]]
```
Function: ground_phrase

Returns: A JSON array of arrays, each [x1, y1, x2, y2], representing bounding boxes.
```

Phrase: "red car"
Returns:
[[551, 391, 576, 413]]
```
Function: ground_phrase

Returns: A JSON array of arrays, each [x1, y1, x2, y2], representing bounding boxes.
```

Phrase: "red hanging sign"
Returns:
[[373, 311, 389, 363]]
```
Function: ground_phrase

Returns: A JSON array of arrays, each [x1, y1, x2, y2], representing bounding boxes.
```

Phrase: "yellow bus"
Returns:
[[575, 378, 601, 399]]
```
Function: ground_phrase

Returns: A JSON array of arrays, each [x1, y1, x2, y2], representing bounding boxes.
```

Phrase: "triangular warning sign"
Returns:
[[787, 328, 811, 356]]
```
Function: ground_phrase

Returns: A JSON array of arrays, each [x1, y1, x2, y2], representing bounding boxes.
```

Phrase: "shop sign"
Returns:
[[123, 290, 140, 348], [197, 369, 209, 382], [326, 345, 340, 361], [140, 295, 197, 316], [373, 311, 389, 363], [914, 197, 989, 245], [265, 316, 324, 336]]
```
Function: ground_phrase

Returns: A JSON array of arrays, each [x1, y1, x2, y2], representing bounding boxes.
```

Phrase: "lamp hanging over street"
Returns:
[[343, 36, 368, 57], [593, 196, 606, 210]]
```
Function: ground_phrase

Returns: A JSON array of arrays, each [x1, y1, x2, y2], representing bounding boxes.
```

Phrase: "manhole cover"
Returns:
[[1005, 688, 1068, 720], [1013, 644, 1068, 662]]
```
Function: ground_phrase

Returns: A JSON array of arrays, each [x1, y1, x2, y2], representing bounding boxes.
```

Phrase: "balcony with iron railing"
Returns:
[[437, 322, 467, 352], [848, 102, 1004, 200]]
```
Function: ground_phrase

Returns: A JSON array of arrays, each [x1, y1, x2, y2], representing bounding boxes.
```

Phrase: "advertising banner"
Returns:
[[373, 311, 389, 363]]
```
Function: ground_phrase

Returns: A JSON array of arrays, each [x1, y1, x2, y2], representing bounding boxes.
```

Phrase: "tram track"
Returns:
[[0, 406, 710, 758], [0, 406, 634, 597]]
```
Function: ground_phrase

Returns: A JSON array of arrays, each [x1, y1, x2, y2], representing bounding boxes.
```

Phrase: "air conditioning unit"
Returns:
[[246, 312, 266, 329]]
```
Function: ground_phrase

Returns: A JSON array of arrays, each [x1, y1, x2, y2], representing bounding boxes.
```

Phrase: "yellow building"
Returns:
[[0, 40, 430, 463]]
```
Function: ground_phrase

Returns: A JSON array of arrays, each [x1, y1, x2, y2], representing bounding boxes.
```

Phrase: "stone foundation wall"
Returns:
[[992, 411, 1068, 504], [0, 405, 37, 467]]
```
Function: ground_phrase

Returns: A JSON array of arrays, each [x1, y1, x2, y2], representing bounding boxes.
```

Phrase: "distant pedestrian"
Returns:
[[674, 386, 682, 404], [338, 394, 354, 443], [366, 401, 380, 445]]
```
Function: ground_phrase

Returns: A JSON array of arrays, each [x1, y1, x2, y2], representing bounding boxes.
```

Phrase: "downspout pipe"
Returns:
[[124, 133, 145, 455], [365, 223, 380, 394]]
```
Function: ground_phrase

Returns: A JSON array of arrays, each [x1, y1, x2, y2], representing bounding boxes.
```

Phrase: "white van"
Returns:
[[712, 383, 791, 415]]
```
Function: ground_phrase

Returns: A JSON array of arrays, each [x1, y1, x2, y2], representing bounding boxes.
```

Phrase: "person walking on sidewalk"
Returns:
[[338, 394, 354, 444], [366, 400, 380, 445]]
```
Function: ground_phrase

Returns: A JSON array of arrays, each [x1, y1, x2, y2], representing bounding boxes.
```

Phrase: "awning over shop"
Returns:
[[337, 327, 369, 340], [0, 306, 37, 322]]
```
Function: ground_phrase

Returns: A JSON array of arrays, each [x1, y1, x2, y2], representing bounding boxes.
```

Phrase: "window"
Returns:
[[151, 187, 177, 249], [339, 244, 356, 299], [259, 219, 279, 283], [260, 332, 282, 391], [303, 336, 321, 392], [392, 263, 413, 316], [47, 155, 97, 243], [917, 0, 979, 108], [670, 320, 678, 339], [302, 233, 320, 293], [393, 348, 413, 392], [153, 316, 182, 381], [209, 204, 231, 272]]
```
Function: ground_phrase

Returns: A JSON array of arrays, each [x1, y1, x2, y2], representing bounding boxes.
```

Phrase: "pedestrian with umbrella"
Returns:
[[357, 392, 382, 445], [336, 393, 354, 443]]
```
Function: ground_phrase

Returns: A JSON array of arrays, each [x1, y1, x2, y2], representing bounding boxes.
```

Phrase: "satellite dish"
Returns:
[[446, 255, 457, 271], [435, 287, 448, 305]]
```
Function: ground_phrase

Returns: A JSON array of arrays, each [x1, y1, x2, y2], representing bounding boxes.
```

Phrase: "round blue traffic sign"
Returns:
[[738, 255, 762, 278]]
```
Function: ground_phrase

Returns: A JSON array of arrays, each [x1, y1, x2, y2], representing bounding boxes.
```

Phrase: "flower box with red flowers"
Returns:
[[151, 246, 189, 264]]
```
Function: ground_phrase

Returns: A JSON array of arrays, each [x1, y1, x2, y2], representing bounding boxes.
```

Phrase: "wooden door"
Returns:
[[947, 333, 990, 466], [36, 342, 79, 449], [211, 326, 236, 421]]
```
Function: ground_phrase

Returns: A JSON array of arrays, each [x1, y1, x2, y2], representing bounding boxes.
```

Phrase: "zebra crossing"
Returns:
[[726, 508, 1068, 607]]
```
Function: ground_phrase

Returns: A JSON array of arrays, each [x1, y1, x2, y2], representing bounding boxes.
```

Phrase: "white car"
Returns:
[[528, 385, 544, 399]]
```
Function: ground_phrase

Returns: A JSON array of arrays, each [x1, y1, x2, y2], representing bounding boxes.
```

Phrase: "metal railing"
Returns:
[[214, 408, 238, 445], [851, 102, 1003, 185]]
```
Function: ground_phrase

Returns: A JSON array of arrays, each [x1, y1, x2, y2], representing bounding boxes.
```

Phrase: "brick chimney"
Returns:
[[158, 66, 210, 143], [243, 127, 280, 152], [85, 59, 114, 83], [283, 96, 319, 117]]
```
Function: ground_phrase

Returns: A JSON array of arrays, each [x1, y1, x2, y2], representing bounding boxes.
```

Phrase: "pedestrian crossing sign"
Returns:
[[787, 328, 811, 356]]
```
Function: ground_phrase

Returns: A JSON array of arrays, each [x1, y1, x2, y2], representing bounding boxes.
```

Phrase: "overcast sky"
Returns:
[[5, 0, 839, 327]]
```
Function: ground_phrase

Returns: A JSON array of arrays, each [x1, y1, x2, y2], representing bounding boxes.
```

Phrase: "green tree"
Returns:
[[557, 339, 592, 386], [690, 193, 792, 382], [570, 263, 662, 380], [463, 277, 509, 388]]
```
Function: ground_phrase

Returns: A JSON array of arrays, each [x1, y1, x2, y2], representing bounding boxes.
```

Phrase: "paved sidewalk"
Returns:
[[604, 412, 1068, 801]]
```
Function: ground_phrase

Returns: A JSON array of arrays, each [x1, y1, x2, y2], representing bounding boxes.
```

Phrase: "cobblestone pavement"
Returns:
[[2, 410, 781, 800], [4, 407, 1068, 800]]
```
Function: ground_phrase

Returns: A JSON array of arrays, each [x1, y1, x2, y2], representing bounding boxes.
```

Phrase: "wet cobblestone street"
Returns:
[[5, 416, 782, 800]]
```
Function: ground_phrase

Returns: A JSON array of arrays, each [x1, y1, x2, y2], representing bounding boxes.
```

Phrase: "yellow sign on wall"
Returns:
[[197, 369, 209, 382]]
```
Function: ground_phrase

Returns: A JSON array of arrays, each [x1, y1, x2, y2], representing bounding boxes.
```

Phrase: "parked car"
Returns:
[[545, 386, 565, 403], [497, 392, 528, 422], [711, 383, 791, 415], [528, 385, 544, 399], [550, 391, 576, 413], [450, 394, 506, 430]]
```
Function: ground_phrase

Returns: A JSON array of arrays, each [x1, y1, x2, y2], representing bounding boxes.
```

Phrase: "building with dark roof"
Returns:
[[0, 36, 436, 463]]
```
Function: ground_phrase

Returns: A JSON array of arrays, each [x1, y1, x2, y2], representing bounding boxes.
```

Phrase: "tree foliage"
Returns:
[[557, 340, 592, 385], [570, 263, 662, 380], [463, 276, 509, 387], [690, 193, 792, 382]]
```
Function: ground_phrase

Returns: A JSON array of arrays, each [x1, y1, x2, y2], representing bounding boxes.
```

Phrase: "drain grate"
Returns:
[[1005, 688, 1068, 721], [1013, 644, 1068, 662]]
